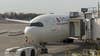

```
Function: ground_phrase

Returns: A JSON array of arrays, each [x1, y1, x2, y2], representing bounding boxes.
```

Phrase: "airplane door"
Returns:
[[69, 22, 75, 37]]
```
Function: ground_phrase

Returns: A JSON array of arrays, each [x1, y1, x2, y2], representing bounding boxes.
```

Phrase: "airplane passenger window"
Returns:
[[30, 22, 43, 27]]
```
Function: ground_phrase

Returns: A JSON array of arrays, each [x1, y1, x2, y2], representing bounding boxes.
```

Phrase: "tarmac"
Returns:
[[0, 20, 27, 56]]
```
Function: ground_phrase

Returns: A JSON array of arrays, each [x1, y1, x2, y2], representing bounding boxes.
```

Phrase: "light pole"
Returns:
[[98, 0, 100, 18]]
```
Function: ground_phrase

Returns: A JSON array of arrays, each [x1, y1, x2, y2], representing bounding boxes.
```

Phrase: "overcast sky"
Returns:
[[0, 0, 98, 14]]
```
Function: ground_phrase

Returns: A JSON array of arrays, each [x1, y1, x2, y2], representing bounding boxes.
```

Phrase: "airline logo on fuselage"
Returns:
[[56, 17, 68, 25], [56, 17, 61, 22]]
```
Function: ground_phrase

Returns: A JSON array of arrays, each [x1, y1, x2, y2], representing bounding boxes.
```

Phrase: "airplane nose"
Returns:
[[24, 26, 40, 43], [24, 26, 35, 43], [24, 26, 33, 38], [24, 26, 38, 38]]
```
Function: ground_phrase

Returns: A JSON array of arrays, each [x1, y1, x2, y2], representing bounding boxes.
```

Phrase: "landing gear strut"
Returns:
[[39, 43, 48, 54]]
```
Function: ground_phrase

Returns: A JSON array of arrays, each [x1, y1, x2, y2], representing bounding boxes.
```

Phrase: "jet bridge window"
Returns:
[[30, 22, 43, 27]]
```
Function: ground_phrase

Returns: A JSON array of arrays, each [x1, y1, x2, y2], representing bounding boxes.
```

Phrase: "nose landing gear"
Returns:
[[39, 43, 48, 54]]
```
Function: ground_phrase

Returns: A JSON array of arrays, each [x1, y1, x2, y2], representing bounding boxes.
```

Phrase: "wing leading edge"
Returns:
[[5, 18, 30, 23]]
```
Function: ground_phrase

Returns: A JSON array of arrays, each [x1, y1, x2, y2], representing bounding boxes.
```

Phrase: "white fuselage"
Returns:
[[24, 14, 69, 43]]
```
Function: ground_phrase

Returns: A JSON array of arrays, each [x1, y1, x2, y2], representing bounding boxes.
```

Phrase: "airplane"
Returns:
[[5, 14, 80, 45], [5, 14, 84, 53], [25, 14, 73, 44]]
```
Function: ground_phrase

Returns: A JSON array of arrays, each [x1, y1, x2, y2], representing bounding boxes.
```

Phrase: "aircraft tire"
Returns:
[[63, 38, 73, 43]]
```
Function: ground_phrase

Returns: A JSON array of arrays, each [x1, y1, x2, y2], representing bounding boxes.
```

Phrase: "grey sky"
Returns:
[[0, 0, 98, 14]]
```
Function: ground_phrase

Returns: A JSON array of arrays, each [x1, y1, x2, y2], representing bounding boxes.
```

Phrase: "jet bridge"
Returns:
[[68, 12, 95, 40], [68, 17, 85, 39]]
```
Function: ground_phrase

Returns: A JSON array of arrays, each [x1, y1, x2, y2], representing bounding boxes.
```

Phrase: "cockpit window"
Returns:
[[30, 22, 43, 27]]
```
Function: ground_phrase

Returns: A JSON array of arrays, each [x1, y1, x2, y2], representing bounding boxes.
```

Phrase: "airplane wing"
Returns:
[[5, 18, 30, 23], [5, 18, 30, 36]]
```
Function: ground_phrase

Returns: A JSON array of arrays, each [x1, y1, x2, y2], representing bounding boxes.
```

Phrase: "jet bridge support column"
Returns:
[[81, 16, 100, 49], [81, 8, 99, 49]]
